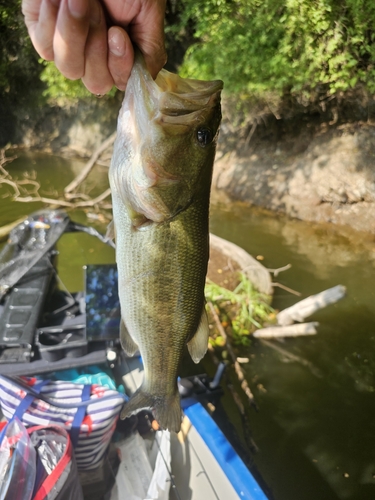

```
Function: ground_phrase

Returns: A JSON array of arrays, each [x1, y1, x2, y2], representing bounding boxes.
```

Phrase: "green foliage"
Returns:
[[205, 273, 275, 346], [177, 0, 375, 98], [40, 61, 92, 99], [40, 61, 117, 99], [0, 0, 42, 101]]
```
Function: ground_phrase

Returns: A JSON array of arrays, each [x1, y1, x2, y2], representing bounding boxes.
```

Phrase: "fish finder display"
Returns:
[[85, 264, 121, 342]]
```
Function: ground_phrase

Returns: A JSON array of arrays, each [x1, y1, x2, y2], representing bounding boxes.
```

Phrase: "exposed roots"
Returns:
[[0, 133, 116, 218]]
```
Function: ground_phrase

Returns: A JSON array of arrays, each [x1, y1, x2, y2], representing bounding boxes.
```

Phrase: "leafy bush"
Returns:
[[177, 0, 375, 98], [40, 61, 118, 100], [0, 0, 42, 101], [40, 61, 93, 99]]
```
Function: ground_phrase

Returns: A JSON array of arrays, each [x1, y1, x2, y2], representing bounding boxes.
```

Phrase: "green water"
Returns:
[[2, 153, 375, 500], [209, 205, 375, 500]]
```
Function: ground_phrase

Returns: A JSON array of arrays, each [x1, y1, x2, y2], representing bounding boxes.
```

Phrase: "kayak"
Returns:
[[0, 210, 269, 500]]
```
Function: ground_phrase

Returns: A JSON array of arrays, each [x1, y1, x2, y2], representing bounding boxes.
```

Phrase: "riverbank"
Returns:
[[7, 94, 375, 235], [213, 102, 375, 234]]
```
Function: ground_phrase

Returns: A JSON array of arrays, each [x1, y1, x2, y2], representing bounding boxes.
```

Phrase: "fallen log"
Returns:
[[253, 322, 318, 338], [277, 285, 346, 326], [209, 233, 273, 296]]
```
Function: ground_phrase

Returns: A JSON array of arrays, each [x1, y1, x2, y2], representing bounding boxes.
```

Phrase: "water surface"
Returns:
[[1, 152, 375, 500], [210, 203, 375, 500]]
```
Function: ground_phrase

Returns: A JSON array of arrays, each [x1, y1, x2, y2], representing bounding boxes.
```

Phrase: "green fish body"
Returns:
[[109, 52, 223, 432]]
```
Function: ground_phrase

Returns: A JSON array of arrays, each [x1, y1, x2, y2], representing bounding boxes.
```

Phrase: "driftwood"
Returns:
[[253, 322, 318, 339], [277, 285, 346, 326], [209, 233, 273, 296], [64, 131, 116, 196], [272, 282, 301, 296], [267, 263, 292, 277], [0, 142, 113, 216], [13, 188, 112, 209]]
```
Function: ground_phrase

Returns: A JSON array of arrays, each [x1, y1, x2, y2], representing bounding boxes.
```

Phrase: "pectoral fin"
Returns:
[[105, 219, 116, 242], [187, 307, 209, 364], [120, 319, 139, 356]]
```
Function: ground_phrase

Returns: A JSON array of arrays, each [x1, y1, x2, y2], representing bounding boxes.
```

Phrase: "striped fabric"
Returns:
[[0, 376, 125, 470]]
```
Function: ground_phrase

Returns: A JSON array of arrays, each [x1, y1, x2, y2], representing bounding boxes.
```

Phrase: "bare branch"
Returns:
[[272, 282, 302, 296], [207, 301, 258, 410], [260, 339, 323, 378], [13, 195, 74, 207], [0, 178, 21, 198], [267, 263, 292, 277], [64, 132, 116, 196], [14, 187, 112, 209]]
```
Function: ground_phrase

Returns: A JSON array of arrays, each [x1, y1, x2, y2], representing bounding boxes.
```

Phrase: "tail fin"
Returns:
[[121, 387, 182, 433]]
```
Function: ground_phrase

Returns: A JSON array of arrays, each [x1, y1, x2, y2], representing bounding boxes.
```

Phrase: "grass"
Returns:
[[205, 272, 275, 347]]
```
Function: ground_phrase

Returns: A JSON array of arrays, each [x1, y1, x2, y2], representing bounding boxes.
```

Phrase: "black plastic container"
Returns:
[[36, 327, 88, 362]]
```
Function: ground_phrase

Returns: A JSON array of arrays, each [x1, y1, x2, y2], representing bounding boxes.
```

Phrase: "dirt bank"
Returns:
[[13, 96, 119, 157], [214, 112, 375, 234]]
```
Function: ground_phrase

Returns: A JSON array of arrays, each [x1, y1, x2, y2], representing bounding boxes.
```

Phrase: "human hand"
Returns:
[[22, 0, 167, 94]]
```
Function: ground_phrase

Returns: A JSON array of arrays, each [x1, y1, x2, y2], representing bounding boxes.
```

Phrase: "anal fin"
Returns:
[[187, 307, 209, 364], [120, 319, 139, 356]]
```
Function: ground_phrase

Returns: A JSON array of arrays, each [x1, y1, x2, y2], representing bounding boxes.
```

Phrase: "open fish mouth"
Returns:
[[121, 50, 223, 134]]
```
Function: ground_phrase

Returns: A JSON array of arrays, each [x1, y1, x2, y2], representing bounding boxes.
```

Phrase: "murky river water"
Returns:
[[1, 152, 375, 500]]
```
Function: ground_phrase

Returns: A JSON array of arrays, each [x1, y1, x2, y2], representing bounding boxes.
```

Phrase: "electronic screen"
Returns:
[[85, 264, 121, 342]]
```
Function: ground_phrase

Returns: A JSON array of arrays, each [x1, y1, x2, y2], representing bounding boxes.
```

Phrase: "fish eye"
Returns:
[[196, 128, 213, 147]]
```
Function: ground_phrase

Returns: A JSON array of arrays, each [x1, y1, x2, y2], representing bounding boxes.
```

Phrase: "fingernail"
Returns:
[[68, 0, 88, 19], [109, 30, 126, 57]]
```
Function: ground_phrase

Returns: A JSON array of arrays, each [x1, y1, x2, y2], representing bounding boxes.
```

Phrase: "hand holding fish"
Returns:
[[22, 0, 167, 94]]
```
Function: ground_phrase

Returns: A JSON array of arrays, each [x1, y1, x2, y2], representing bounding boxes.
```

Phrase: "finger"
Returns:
[[53, 0, 91, 80], [82, 4, 114, 95], [22, 0, 60, 61], [108, 26, 134, 91], [22, 0, 43, 31], [129, 0, 167, 78], [101, 0, 167, 79]]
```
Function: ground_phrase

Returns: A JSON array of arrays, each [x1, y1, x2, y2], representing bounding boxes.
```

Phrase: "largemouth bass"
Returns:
[[109, 52, 223, 432]]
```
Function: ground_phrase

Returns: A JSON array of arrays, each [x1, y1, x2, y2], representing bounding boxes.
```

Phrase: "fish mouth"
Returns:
[[133, 50, 223, 121], [156, 72, 223, 118]]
